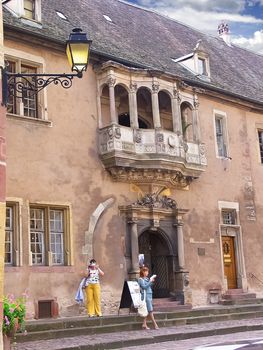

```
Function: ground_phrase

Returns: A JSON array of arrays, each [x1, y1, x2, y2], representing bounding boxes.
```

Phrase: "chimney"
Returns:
[[218, 22, 231, 47]]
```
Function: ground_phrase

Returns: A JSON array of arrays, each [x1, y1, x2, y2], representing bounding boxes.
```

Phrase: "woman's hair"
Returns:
[[89, 259, 96, 264], [140, 266, 149, 277]]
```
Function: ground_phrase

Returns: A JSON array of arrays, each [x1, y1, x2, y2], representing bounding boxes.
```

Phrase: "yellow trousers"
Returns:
[[85, 283, 102, 316]]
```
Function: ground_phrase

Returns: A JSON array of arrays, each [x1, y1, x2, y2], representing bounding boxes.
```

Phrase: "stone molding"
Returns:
[[108, 167, 194, 188]]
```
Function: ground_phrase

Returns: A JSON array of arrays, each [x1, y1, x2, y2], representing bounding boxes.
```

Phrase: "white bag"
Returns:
[[137, 291, 148, 317]]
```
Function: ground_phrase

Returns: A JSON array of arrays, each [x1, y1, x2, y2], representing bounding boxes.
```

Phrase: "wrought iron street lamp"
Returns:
[[1, 28, 92, 106]]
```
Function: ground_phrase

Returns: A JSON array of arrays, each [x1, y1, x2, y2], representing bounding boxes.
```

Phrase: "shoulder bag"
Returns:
[[137, 290, 148, 317]]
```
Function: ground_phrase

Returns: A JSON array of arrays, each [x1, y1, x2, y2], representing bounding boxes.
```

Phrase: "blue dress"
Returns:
[[138, 277, 153, 312]]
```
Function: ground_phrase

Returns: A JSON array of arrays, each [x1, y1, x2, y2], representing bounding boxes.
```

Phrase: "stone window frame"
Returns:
[[194, 53, 210, 79], [28, 203, 73, 267], [218, 201, 240, 226], [213, 110, 229, 159], [5, 200, 22, 267], [5, 47, 50, 125]]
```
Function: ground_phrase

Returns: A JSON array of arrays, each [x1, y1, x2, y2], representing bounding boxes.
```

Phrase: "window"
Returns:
[[5, 202, 20, 266], [198, 57, 207, 76], [258, 130, 263, 163], [222, 210, 236, 225], [6, 59, 40, 119], [215, 115, 228, 157], [5, 206, 14, 264], [6, 61, 17, 115], [21, 64, 38, 118], [24, 0, 35, 19], [30, 206, 69, 266]]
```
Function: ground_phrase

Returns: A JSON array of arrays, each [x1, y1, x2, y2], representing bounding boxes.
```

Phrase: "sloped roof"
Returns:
[[3, 0, 263, 105]]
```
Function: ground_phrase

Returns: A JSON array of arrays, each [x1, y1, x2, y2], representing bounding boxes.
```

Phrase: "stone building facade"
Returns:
[[2, 0, 263, 318]]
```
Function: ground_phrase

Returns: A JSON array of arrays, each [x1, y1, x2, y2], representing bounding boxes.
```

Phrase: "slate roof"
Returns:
[[3, 0, 263, 105]]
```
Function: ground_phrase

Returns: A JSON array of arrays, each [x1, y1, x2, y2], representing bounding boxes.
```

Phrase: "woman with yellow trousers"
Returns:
[[85, 259, 104, 317]]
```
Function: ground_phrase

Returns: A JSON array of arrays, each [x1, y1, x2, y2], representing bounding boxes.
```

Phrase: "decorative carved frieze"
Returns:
[[108, 167, 193, 188], [156, 132, 164, 143], [134, 130, 142, 143], [133, 193, 177, 209]]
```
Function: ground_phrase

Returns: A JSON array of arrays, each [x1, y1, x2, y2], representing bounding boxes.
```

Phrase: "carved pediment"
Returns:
[[132, 193, 177, 209]]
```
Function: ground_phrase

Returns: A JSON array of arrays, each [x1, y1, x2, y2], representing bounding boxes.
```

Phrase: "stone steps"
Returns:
[[153, 297, 191, 312], [221, 289, 258, 305], [14, 317, 263, 350], [221, 298, 263, 306], [223, 293, 256, 300], [15, 303, 263, 343]]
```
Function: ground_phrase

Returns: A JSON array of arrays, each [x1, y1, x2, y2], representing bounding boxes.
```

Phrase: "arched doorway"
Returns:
[[138, 230, 171, 298]]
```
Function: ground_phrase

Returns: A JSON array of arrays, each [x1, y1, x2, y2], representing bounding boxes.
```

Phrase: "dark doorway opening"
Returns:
[[138, 230, 171, 298]]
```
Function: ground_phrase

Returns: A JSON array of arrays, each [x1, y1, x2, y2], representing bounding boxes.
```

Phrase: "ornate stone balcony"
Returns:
[[98, 124, 207, 188]]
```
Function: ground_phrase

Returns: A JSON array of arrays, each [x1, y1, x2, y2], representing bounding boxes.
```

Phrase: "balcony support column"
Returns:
[[151, 82, 161, 129], [177, 222, 185, 270], [172, 89, 182, 134], [97, 83, 103, 129], [193, 94, 201, 142], [129, 82, 139, 128], [108, 77, 117, 124], [128, 220, 140, 280]]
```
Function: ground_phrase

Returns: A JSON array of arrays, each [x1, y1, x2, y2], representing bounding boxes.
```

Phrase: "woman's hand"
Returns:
[[97, 266, 105, 276]]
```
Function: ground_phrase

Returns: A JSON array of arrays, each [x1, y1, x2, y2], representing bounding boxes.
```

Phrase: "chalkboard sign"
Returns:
[[119, 281, 141, 309]]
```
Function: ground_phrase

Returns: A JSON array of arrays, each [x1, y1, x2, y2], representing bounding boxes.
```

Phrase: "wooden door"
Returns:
[[222, 236, 237, 289]]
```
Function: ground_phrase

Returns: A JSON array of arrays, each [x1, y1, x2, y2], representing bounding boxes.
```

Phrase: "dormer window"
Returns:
[[198, 57, 207, 76], [24, 0, 35, 20]]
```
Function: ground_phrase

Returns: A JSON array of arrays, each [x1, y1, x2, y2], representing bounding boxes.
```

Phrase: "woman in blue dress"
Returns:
[[138, 266, 159, 330]]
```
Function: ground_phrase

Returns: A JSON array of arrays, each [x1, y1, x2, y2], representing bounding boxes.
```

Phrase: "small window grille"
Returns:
[[222, 210, 236, 225]]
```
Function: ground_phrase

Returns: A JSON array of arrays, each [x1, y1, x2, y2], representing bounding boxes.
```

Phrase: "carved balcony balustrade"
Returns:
[[98, 123, 207, 188]]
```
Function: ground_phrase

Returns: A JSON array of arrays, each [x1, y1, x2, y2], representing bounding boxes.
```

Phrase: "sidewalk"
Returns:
[[13, 317, 263, 350]]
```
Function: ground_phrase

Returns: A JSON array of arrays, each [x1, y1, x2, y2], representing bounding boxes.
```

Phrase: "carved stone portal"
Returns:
[[120, 189, 192, 305]]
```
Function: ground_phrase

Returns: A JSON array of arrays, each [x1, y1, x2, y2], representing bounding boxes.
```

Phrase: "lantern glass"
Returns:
[[66, 28, 92, 74]]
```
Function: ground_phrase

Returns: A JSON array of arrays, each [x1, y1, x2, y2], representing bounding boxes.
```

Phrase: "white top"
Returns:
[[86, 268, 100, 285]]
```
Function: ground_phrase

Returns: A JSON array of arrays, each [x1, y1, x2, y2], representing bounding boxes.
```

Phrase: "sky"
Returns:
[[125, 0, 263, 54]]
